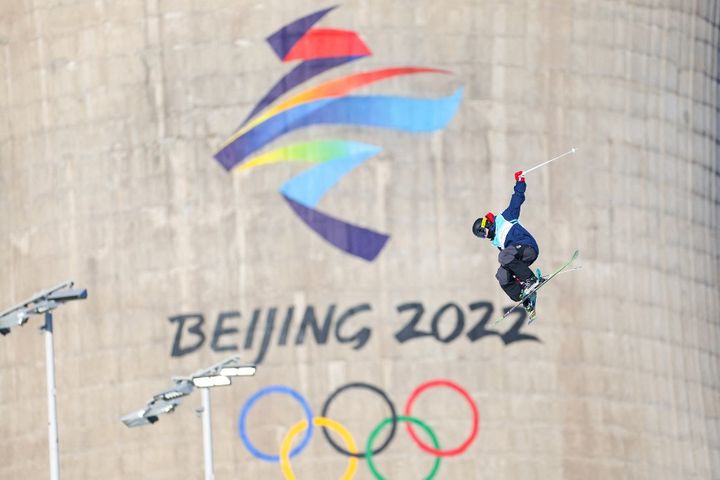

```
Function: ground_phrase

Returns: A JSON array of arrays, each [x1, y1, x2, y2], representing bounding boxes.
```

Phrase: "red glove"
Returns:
[[514, 170, 525, 182]]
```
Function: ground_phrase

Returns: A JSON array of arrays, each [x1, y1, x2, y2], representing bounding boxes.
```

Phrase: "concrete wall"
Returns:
[[0, 0, 718, 479]]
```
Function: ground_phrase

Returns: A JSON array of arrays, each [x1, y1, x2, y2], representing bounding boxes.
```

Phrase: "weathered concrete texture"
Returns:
[[0, 0, 718, 479]]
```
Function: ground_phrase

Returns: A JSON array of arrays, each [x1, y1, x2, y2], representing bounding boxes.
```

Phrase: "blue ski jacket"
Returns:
[[490, 181, 539, 254]]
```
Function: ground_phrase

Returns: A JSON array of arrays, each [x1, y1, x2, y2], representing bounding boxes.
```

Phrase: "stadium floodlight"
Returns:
[[122, 356, 256, 480], [153, 380, 194, 401], [187, 356, 257, 387], [0, 282, 86, 333], [192, 375, 231, 388], [121, 379, 194, 428], [121, 399, 180, 427], [219, 365, 257, 377], [0, 308, 29, 335], [0, 281, 88, 480]]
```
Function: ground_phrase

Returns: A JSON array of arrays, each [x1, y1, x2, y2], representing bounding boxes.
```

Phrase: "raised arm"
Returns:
[[501, 171, 526, 221]]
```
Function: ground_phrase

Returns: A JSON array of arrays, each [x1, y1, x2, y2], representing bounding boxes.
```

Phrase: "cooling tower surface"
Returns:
[[0, 0, 718, 479]]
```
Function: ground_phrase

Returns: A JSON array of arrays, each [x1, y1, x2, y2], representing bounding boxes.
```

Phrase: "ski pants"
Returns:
[[495, 244, 538, 301]]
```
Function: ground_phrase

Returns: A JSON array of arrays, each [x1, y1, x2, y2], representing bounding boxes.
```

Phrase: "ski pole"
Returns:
[[522, 147, 576, 176]]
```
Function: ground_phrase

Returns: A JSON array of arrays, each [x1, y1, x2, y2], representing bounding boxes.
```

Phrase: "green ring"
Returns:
[[365, 415, 441, 480]]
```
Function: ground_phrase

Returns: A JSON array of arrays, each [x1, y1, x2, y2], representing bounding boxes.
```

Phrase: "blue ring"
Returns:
[[238, 385, 314, 462]]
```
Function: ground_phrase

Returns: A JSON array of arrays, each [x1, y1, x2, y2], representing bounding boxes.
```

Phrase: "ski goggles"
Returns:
[[478, 216, 494, 237], [472, 214, 495, 238]]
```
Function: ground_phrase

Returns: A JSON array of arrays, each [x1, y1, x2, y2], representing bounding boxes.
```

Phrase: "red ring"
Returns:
[[403, 379, 479, 457]]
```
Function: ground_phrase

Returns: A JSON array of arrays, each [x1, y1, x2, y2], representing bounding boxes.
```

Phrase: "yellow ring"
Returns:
[[280, 416, 359, 480]]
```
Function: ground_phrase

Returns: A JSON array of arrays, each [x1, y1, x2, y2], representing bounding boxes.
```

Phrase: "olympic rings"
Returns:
[[321, 382, 397, 458], [403, 379, 479, 457], [280, 417, 358, 480], [366, 416, 441, 480], [237, 379, 480, 479], [238, 385, 314, 462]]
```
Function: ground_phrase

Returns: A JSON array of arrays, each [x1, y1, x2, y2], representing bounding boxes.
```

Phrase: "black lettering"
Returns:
[[211, 311, 239, 352], [500, 308, 541, 345], [431, 303, 464, 343], [465, 301, 501, 341], [252, 307, 276, 364], [394, 302, 432, 343], [335, 304, 372, 350], [295, 305, 335, 345], [169, 314, 206, 357]]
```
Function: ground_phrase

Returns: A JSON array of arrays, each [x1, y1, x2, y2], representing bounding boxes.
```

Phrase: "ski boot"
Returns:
[[522, 298, 537, 322], [524, 268, 544, 323], [520, 277, 540, 298]]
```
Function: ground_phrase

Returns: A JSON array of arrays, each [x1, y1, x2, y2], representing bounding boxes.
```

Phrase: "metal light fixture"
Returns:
[[0, 282, 86, 333], [0, 281, 88, 480], [219, 365, 257, 377], [192, 375, 231, 388], [188, 357, 257, 387], [122, 356, 256, 480], [121, 399, 180, 427], [121, 379, 194, 428]]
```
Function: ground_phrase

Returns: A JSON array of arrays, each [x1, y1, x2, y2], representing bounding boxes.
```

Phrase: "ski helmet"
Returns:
[[472, 212, 495, 238]]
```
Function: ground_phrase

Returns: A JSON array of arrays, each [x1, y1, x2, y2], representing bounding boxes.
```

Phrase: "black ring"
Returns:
[[320, 382, 398, 458]]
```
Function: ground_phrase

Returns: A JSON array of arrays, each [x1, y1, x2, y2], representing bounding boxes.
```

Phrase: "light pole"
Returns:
[[122, 356, 256, 480], [0, 281, 88, 480], [200, 387, 214, 480], [44, 310, 59, 480]]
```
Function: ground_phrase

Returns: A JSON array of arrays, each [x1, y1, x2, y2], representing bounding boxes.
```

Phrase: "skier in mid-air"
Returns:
[[473, 170, 542, 313]]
